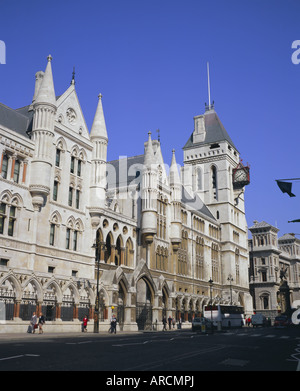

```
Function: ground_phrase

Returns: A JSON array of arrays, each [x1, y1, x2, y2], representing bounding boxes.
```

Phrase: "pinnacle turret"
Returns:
[[34, 55, 56, 107], [90, 93, 108, 140], [169, 149, 181, 186], [144, 132, 155, 167]]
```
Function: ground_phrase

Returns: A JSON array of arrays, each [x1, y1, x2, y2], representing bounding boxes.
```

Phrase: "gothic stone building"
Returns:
[[0, 56, 252, 332], [248, 221, 300, 322]]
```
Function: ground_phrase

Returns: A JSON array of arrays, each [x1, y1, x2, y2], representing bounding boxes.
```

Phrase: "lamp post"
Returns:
[[227, 274, 234, 305], [208, 278, 213, 333], [92, 239, 101, 333]]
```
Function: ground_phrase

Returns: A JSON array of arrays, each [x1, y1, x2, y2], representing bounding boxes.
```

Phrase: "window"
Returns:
[[0, 203, 6, 234], [77, 160, 82, 177], [13, 160, 20, 183], [68, 187, 73, 207], [212, 166, 218, 200], [1, 154, 8, 179], [212, 243, 219, 282], [66, 228, 71, 249], [53, 181, 58, 201], [263, 296, 269, 309], [75, 189, 80, 209], [0, 258, 9, 266], [50, 223, 55, 246], [70, 156, 75, 174], [73, 230, 78, 251], [55, 149, 61, 167], [72, 270, 78, 277], [48, 266, 55, 273], [8, 206, 16, 236], [261, 271, 267, 282]]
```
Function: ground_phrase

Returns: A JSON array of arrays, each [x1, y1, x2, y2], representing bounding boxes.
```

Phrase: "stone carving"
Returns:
[[66, 108, 77, 124]]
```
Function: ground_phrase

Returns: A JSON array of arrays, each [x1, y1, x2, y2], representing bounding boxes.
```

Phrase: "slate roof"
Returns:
[[278, 233, 297, 241], [107, 154, 216, 221], [183, 109, 237, 151], [107, 154, 144, 188], [0, 103, 33, 138], [181, 185, 216, 220]]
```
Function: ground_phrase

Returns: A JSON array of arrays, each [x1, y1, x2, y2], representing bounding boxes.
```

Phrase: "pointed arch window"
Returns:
[[50, 223, 55, 246], [53, 180, 59, 201], [55, 148, 61, 167], [0, 194, 21, 237], [66, 228, 71, 249], [73, 230, 78, 251], [68, 187, 73, 207], [212, 166, 218, 200], [77, 159, 82, 177]]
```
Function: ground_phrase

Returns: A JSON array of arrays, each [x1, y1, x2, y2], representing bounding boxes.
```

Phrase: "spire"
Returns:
[[71, 66, 75, 85], [169, 149, 181, 185], [90, 93, 108, 140], [34, 55, 56, 107], [144, 131, 155, 167], [205, 62, 214, 112]]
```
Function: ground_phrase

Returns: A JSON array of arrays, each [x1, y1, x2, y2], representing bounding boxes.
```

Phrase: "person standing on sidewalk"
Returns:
[[110, 314, 117, 334], [82, 315, 88, 332], [30, 312, 37, 333], [162, 316, 167, 331], [38, 312, 45, 334]]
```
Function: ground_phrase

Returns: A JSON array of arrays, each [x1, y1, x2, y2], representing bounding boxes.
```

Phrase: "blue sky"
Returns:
[[0, 0, 299, 237]]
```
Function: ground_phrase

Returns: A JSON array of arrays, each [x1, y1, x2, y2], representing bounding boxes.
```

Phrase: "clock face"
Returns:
[[234, 169, 247, 182], [233, 167, 250, 188]]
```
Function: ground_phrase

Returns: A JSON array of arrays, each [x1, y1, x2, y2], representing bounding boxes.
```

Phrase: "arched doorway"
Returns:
[[136, 277, 153, 330]]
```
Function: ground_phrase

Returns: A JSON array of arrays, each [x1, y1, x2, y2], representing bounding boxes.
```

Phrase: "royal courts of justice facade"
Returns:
[[0, 56, 253, 332]]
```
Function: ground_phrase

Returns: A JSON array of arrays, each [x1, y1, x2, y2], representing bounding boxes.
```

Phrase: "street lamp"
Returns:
[[227, 274, 234, 305], [208, 278, 213, 333], [92, 239, 101, 333]]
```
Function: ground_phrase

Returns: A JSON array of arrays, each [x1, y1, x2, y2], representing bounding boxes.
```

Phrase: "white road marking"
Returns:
[[0, 354, 40, 361]]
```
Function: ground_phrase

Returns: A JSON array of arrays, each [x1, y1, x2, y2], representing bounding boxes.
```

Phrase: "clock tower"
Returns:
[[182, 103, 252, 312]]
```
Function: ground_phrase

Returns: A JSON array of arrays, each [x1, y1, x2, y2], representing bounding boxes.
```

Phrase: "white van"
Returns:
[[251, 313, 267, 327]]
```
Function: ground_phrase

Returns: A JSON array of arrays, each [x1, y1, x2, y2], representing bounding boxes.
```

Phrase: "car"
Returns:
[[191, 317, 213, 332], [274, 315, 292, 328]]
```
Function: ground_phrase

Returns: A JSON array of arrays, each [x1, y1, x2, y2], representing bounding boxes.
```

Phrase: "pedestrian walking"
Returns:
[[168, 315, 172, 330], [162, 316, 167, 331], [38, 312, 45, 334], [172, 317, 176, 329], [178, 317, 182, 329], [82, 315, 88, 332], [28, 312, 37, 334], [110, 314, 117, 334]]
